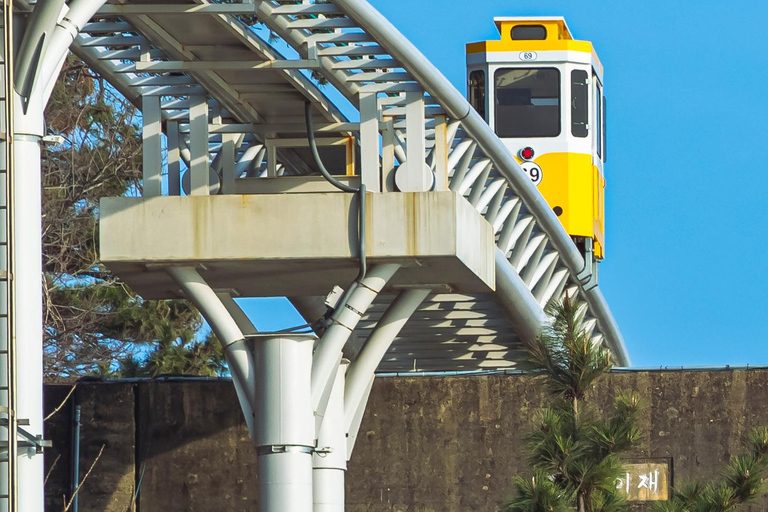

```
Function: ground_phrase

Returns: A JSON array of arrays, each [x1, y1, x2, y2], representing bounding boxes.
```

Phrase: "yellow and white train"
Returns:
[[467, 17, 607, 260]]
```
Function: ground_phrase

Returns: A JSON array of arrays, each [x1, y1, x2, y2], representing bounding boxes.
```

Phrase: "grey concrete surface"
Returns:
[[99, 191, 495, 300]]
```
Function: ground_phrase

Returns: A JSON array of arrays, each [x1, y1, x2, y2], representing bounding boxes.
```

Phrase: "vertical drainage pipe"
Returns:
[[70, 403, 81, 512]]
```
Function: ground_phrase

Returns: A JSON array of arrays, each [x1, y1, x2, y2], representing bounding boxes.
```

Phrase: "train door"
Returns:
[[592, 71, 605, 257]]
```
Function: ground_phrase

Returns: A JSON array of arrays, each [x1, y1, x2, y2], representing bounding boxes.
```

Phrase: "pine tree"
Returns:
[[505, 295, 642, 512], [42, 55, 225, 380], [505, 296, 768, 512], [652, 427, 768, 512]]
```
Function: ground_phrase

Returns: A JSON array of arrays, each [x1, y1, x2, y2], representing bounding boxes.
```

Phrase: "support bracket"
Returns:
[[0, 419, 51, 455]]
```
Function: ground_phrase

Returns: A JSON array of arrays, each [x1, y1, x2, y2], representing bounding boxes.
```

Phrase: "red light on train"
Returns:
[[520, 147, 535, 161]]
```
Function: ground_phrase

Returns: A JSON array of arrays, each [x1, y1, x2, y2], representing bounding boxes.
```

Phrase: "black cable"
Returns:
[[305, 102, 367, 321], [305, 101, 357, 193]]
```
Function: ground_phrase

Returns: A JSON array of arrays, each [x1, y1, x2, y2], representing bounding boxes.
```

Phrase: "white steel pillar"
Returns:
[[313, 362, 347, 512], [11, 83, 45, 512], [253, 334, 315, 512], [141, 95, 162, 197], [189, 95, 210, 195], [433, 115, 450, 191], [220, 133, 238, 194], [2, 1, 111, 510], [394, 92, 431, 192], [166, 121, 181, 196], [358, 91, 380, 192]]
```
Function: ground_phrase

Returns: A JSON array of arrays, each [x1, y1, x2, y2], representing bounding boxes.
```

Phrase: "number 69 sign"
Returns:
[[520, 162, 543, 186]]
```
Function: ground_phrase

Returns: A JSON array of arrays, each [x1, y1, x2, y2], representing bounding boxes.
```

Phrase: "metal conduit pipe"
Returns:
[[311, 263, 400, 417], [331, 0, 627, 364], [70, 403, 81, 512], [166, 267, 258, 429], [343, 289, 429, 433]]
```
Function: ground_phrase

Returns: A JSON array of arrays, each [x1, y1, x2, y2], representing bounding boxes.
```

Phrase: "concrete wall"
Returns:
[[43, 369, 768, 512]]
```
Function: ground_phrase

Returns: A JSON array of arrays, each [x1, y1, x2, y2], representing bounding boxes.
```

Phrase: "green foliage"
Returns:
[[522, 297, 612, 403], [43, 55, 224, 381], [506, 470, 574, 512], [505, 295, 640, 512], [653, 427, 768, 512], [508, 295, 768, 511], [115, 332, 226, 378]]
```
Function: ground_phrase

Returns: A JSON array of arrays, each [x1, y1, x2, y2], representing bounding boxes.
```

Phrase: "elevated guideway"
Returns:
[[82, 0, 628, 371], [1, 1, 629, 510]]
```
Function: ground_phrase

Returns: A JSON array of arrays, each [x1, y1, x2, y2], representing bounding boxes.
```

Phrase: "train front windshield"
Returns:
[[495, 68, 560, 138]]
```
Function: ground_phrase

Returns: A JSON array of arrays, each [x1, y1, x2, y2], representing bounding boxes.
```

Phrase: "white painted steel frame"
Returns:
[[3, 1, 631, 511], [326, 0, 628, 365], [62, 1, 625, 369], [2, 1, 112, 510], [164, 265, 426, 512], [125, 0, 624, 365]]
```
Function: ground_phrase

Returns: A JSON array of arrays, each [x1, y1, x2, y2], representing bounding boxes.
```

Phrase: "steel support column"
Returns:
[[8, 75, 44, 512], [167, 267, 258, 433], [252, 334, 315, 512], [311, 264, 399, 421], [313, 363, 347, 512]]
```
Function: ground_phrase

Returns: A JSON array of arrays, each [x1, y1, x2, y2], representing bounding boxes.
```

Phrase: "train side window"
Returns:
[[602, 96, 607, 163], [494, 67, 560, 138], [469, 70, 486, 120], [511, 25, 547, 40], [571, 70, 589, 138], [595, 80, 603, 158]]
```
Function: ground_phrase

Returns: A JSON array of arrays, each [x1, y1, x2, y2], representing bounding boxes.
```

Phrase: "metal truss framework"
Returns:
[[0, 0, 630, 511]]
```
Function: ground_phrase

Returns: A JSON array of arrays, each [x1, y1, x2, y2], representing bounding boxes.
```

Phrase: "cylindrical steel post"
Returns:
[[13, 85, 45, 512], [313, 362, 347, 512], [253, 335, 315, 512], [313, 469, 345, 512]]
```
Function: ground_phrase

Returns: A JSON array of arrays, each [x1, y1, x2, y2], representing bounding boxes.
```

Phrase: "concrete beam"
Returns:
[[99, 191, 495, 299]]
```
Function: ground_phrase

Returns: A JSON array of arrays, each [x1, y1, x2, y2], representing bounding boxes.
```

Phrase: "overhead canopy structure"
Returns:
[[1, 1, 630, 511], [77, 0, 628, 371]]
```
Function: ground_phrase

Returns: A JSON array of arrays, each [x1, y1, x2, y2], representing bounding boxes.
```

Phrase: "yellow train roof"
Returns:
[[467, 16, 603, 77], [493, 16, 574, 39]]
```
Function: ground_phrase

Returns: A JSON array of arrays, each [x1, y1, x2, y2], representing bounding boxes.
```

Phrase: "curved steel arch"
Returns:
[[2, 0, 631, 509], [244, 0, 629, 365], [59, 0, 628, 368]]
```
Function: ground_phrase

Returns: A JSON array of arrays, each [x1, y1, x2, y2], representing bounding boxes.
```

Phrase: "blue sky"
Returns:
[[243, 0, 768, 368]]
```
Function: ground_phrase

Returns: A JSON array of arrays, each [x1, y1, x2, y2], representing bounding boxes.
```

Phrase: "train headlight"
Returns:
[[519, 147, 535, 161]]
